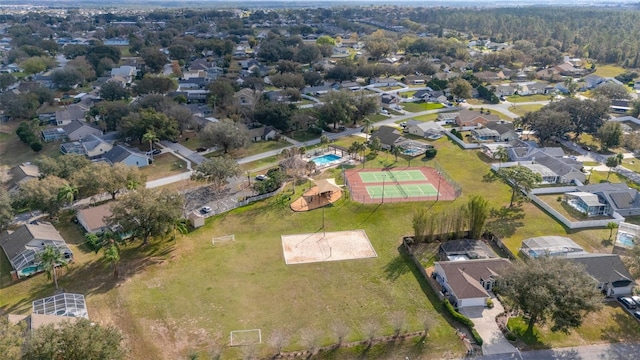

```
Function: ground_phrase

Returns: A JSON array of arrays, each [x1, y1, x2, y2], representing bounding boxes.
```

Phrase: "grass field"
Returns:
[[509, 104, 544, 117], [140, 153, 188, 181], [0, 124, 62, 168], [506, 95, 550, 103], [507, 301, 640, 350], [592, 64, 626, 78], [402, 102, 445, 113], [206, 140, 289, 160]]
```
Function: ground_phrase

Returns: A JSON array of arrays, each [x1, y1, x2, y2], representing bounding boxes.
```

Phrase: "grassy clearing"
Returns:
[[507, 302, 640, 350], [402, 102, 445, 113], [0, 124, 62, 168], [175, 131, 207, 151], [400, 90, 417, 98], [409, 114, 440, 122], [207, 140, 289, 160], [140, 153, 188, 181], [592, 64, 626, 78], [536, 194, 614, 223], [622, 157, 640, 173], [506, 94, 550, 103], [509, 104, 544, 117], [288, 130, 321, 143]]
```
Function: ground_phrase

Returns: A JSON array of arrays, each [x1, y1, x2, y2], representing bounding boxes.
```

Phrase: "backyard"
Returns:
[[0, 123, 62, 168], [506, 94, 550, 103], [508, 104, 544, 117], [402, 102, 445, 113]]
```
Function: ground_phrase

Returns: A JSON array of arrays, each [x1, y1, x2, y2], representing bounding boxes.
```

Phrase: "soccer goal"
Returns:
[[212, 234, 235, 246], [229, 329, 262, 346]]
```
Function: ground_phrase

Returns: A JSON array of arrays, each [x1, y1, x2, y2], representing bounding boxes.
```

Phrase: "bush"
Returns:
[[30, 141, 43, 152], [443, 299, 475, 328], [424, 148, 437, 159], [471, 328, 484, 345], [504, 330, 517, 341], [486, 298, 494, 308]]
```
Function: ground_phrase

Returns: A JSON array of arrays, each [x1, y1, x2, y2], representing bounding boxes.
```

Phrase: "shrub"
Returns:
[[424, 148, 437, 159], [471, 328, 483, 345], [486, 298, 494, 308], [30, 141, 43, 152], [443, 299, 474, 328], [504, 330, 517, 341]]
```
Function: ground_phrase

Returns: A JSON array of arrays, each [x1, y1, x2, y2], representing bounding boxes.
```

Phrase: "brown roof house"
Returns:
[[7, 163, 40, 191], [0, 222, 73, 280], [76, 203, 113, 234], [455, 109, 500, 127], [433, 258, 512, 308], [234, 88, 261, 108]]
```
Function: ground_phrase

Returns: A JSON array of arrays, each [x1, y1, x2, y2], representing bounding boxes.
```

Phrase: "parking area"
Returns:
[[616, 295, 640, 321]]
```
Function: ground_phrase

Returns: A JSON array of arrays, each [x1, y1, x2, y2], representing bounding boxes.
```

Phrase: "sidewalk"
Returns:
[[459, 299, 518, 356]]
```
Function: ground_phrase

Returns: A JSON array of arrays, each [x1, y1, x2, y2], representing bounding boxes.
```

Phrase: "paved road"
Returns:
[[476, 342, 640, 360]]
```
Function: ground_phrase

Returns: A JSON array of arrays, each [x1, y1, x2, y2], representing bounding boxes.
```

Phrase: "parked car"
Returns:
[[152, 149, 161, 155], [634, 311, 640, 320], [200, 206, 212, 214], [255, 174, 268, 181], [582, 145, 592, 151], [631, 295, 640, 306], [618, 296, 637, 309]]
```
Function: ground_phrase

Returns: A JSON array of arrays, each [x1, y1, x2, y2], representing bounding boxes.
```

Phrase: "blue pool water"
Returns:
[[403, 148, 422, 156], [19, 265, 39, 277], [617, 232, 635, 247], [312, 154, 342, 166]]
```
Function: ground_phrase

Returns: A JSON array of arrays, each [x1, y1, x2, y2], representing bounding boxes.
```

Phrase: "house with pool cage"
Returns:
[[564, 183, 640, 217], [0, 222, 73, 280]]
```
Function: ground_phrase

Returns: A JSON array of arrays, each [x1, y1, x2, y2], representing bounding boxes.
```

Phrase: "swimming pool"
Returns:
[[617, 232, 635, 247], [312, 153, 342, 166], [403, 148, 423, 156]]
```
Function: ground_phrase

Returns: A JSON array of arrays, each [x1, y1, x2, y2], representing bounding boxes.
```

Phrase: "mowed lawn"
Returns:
[[509, 104, 544, 117], [140, 153, 188, 181], [91, 196, 469, 359], [402, 102, 445, 113]]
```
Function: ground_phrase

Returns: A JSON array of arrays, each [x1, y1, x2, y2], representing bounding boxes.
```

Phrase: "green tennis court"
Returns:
[[366, 183, 438, 199], [359, 170, 427, 183]]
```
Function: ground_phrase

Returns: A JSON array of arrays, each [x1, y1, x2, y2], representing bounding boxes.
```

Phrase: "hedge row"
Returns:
[[443, 299, 484, 346], [443, 299, 474, 328]]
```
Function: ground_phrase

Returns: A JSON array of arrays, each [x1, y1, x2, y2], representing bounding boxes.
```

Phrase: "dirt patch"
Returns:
[[281, 230, 377, 265]]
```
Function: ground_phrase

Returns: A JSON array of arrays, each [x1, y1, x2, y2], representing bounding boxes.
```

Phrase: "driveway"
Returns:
[[160, 140, 207, 165], [459, 298, 518, 356]]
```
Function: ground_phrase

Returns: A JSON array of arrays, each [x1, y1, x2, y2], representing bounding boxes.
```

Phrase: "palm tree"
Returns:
[[362, 117, 373, 141], [57, 183, 78, 207], [142, 129, 159, 153], [607, 222, 619, 241], [173, 218, 189, 240], [494, 146, 509, 168], [391, 146, 402, 162], [103, 244, 120, 279], [37, 245, 68, 289]]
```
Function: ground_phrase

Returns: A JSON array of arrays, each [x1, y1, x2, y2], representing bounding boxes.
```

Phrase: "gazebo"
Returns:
[[290, 178, 343, 212]]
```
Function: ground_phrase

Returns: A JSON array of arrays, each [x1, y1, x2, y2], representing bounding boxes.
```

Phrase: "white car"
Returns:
[[200, 206, 212, 214], [255, 174, 268, 181]]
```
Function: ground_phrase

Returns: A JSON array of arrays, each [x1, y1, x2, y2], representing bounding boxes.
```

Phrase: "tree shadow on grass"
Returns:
[[482, 171, 499, 183], [384, 250, 411, 281], [486, 206, 526, 238]]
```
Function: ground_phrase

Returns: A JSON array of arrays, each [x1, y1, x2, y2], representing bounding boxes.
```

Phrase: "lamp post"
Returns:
[[436, 172, 442, 202], [382, 174, 386, 204]]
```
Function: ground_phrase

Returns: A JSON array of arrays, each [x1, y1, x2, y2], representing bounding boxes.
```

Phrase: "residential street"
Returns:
[[476, 342, 640, 360]]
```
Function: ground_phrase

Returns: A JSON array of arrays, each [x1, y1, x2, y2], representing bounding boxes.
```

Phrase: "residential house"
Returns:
[[522, 152, 585, 184], [60, 134, 113, 158], [484, 121, 518, 142], [110, 66, 137, 84], [0, 222, 73, 279], [433, 258, 512, 308], [536, 68, 562, 81], [369, 77, 400, 87], [33, 74, 54, 89], [104, 38, 129, 46], [7, 163, 40, 191], [76, 203, 113, 234], [248, 126, 277, 142], [475, 71, 504, 83], [370, 126, 405, 150], [380, 94, 399, 107], [62, 120, 102, 142], [566, 254, 635, 296], [55, 104, 87, 126], [438, 112, 459, 124], [494, 84, 516, 97], [406, 121, 445, 138], [471, 127, 501, 142], [234, 88, 261, 107], [611, 99, 632, 113], [454, 109, 500, 127], [583, 74, 606, 90], [564, 183, 640, 217], [101, 145, 150, 168]]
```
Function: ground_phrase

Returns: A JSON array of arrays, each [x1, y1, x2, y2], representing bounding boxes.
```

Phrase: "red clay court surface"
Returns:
[[344, 167, 458, 204]]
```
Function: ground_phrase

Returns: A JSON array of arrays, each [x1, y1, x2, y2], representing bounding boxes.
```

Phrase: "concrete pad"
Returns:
[[281, 230, 377, 265], [459, 297, 518, 356]]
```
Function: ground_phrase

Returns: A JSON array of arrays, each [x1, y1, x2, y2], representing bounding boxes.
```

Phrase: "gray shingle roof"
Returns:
[[566, 254, 633, 284], [437, 258, 512, 300]]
